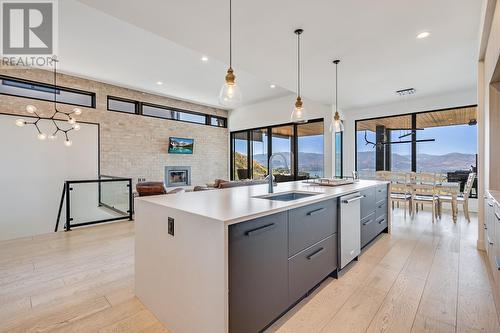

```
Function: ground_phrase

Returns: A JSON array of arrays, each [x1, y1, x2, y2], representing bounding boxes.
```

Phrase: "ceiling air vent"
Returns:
[[396, 88, 416, 96]]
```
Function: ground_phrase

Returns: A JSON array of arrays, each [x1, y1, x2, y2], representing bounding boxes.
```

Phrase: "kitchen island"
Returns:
[[135, 180, 390, 333]]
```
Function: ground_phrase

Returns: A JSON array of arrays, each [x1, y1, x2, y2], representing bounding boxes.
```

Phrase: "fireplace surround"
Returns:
[[165, 166, 191, 187]]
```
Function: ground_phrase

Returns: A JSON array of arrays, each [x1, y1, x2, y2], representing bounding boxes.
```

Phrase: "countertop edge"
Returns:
[[135, 180, 390, 224]]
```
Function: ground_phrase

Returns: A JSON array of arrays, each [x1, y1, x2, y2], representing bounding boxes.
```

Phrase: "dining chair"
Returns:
[[415, 172, 436, 185], [375, 171, 391, 181], [390, 183, 412, 218], [437, 172, 475, 222], [412, 184, 439, 223]]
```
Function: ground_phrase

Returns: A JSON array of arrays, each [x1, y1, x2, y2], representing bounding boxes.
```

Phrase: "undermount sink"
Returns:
[[254, 191, 321, 202]]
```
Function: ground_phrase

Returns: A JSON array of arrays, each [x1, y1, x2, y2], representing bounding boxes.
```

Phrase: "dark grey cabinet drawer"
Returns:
[[288, 199, 337, 257], [360, 187, 376, 219], [361, 213, 377, 248], [375, 200, 387, 220], [375, 215, 388, 234], [229, 212, 289, 333], [289, 235, 337, 303], [376, 185, 388, 203]]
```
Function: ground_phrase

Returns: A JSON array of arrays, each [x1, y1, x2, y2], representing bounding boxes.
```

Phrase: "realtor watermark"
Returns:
[[0, 0, 58, 67]]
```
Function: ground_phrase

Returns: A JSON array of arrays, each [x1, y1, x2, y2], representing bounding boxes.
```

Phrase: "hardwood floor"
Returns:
[[0, 208, 498, 332]]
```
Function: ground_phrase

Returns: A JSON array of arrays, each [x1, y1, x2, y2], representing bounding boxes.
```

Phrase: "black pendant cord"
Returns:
[[297, 32, 301, 98], [229, 0, 232, 69], [335, 62, 338, 113], [333, 60, 340, 113]]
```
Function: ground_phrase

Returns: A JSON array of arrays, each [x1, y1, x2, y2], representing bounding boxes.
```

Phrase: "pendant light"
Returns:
[[15, 56, 82, 146], [291, 29, 308, 123], [219, 0, 242, 107], [331, 59, 344, 132]]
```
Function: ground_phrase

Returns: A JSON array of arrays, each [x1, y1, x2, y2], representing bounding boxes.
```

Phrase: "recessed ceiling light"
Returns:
[[156, 81, 163, 85], [416, 31, 430, 39], [201, 56, 209, 62], [270, 84, 276, 89]]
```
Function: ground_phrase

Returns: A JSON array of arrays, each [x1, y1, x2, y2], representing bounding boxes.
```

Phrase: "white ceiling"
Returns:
[[58, 0, 289, 110], [73, 0, 482, 110]]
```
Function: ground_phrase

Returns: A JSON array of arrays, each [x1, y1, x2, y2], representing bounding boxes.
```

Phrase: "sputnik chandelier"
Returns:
[[15, 56, 82, 147]]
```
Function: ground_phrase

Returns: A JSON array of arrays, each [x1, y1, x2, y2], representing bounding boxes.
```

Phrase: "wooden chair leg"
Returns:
[[463, 201, 470, 223], [432, 202, 435, 223], [403, 200, 406, 218]]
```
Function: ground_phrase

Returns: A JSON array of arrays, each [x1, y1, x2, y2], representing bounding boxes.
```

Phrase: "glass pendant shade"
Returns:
[[330, 111, 344, 132], [332, 117, 345, 132], [291, 96, 307, 123], [219, 69, 242, 107]]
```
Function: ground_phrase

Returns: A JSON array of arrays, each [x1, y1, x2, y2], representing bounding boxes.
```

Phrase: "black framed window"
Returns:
[[232, 131, 250, 180], [107, 96, 139, 114], [355, 105, 478, 197], [335, 132, 343, 178], [0, 75, 95, 108], [211, 116, 227, 128], [297, 121, 324, 179], [230, 119, 324, 182]]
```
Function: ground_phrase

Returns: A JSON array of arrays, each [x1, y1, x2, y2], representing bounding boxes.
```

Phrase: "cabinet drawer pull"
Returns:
[[245, 223, 275, 237], [363, 219, 374, 226], [306, 247, 325, 260], [378, 218, 385, 225], [496, 213, 500, 221], [306, 207, 326, 216], [342, 195, 365, 204]]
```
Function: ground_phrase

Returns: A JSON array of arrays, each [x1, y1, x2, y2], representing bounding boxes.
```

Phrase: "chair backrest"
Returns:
[[435, 173, 448, 183], [462, 172, 476, 199], [390, 183, 409, 194], [412, 183, 436, 197], [415, 172, 436, 185], [391, 172, 409, 184], [375, 171, 391, 181], [136, 181, 166, 197]]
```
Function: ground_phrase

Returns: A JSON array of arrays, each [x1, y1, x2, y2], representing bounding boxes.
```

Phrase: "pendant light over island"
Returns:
[[290, 28, 308, 123], [218, 0, 242, 108]]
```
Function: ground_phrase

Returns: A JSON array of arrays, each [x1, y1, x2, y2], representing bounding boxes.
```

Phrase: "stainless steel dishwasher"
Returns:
[[339, 192, 363, 269]]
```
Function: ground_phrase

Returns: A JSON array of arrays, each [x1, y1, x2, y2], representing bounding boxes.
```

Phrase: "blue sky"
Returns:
[[357, 124, 477, 155]]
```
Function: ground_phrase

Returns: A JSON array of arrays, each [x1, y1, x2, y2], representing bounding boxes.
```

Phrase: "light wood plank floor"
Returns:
[[0, 208, 498, 333]]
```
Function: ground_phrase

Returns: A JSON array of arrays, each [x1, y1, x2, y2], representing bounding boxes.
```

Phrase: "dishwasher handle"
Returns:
[[342, 195, 365, 204]]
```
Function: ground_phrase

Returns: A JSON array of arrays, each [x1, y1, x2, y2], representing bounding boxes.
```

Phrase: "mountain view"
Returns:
[[357, 152, 476, 172], [234, 152, 324, 179]]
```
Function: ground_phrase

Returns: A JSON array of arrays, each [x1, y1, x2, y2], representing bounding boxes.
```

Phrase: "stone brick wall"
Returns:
[[0, 66, 229, 186]]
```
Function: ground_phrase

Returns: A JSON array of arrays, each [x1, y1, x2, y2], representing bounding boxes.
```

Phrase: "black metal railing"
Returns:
[[55, 175, 133, 232]]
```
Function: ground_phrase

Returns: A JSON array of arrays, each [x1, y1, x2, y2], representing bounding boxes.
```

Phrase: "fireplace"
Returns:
[[165, 166, 191, 187]]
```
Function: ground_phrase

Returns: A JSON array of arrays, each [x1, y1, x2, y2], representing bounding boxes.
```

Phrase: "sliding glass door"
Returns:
[[355, 106, 478, 196], [230, 119, 325, 182], [232, 131, 249, 180], [251, 129, 268, 179], [297, 121, 324, 178]]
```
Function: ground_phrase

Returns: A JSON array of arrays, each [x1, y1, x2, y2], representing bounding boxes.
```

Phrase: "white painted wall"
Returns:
[[229, 94, 338, 178], [0, 114, 100, 240]]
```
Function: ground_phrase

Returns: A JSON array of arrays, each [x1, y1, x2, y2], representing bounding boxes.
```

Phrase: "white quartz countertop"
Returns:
[[136, 180, 389, 225]]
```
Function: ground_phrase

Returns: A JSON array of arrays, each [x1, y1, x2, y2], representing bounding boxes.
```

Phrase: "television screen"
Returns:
[[168, 137, 194, 154]]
